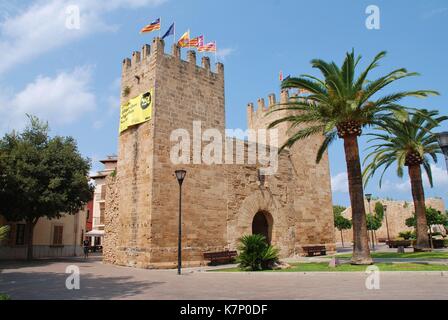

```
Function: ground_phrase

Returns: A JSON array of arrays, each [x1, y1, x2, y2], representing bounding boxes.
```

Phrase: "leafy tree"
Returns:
[[268, 50, 437, 264], [363, 110, 447, 251], [405, 207, 448, 249], [333, 206, 351, 247], [0, 116, 93, 260], [236, 234, 280, 271]]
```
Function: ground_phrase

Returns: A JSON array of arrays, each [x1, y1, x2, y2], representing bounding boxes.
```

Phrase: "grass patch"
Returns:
[[0, 293, 11, 300], [337, 251, 448, 259], [212, 262, 448, 272]]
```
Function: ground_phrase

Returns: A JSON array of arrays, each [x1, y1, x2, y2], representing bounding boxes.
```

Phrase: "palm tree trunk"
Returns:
[[343, 135, 372, 264], [408, 165, 430, 251]]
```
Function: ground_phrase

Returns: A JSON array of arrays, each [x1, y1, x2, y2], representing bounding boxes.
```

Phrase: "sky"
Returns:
[[0, 0, 447, 208]]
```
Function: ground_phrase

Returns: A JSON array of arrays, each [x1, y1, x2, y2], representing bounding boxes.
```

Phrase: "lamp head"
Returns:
[[175, 170, 186, 185], [365, 193, 372, 202]]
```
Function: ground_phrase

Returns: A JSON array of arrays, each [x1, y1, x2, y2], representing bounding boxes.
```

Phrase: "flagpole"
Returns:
[[214, 41, 217, 65], [173, 23, 176, 46], [159, 18, 161, 38]]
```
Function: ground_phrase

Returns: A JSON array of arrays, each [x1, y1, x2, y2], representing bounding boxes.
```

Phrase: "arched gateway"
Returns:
[[252, 211, 273, 244]]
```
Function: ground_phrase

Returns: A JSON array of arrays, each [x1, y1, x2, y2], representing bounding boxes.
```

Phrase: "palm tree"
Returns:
[[268, 50, 438, 264], [363, 110, 447, 251]]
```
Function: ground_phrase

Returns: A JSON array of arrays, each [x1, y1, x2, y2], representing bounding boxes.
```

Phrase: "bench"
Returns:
[[203, 250, 238, 265], [386, 240, 412, 248], [302, 245, 327, 257]]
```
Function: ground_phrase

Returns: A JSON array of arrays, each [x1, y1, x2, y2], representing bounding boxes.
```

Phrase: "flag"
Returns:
[[189, 35, 204, 48], [198, 42, 216, 52], [177, 30, 190, 47], [140, 18, 161, 34], [162, 23, 175, 39], [279, 70, 283, 81]]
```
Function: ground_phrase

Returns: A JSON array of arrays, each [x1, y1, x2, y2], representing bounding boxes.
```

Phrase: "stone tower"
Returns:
[[113, 38, 227, 268], [246, 92, 335, 253], [104, 38, 336, 269]]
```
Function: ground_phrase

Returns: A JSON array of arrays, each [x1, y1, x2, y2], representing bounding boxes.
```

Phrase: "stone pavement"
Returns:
[[1, 257, 448, 300]]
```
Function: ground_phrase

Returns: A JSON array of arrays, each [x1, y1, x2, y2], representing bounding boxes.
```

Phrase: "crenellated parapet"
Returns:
[[247, 89, 290, 130], [121, 37, 224, 80]]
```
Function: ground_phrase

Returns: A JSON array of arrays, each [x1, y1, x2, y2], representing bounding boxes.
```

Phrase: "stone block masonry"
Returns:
[[103, 37, 335, 269]]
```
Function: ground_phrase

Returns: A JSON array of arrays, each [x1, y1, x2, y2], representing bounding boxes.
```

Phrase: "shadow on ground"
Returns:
[[0, 270, 165, 300]]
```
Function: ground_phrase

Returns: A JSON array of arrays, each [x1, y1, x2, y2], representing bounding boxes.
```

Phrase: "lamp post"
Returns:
[[383, 204, 390, 244], [365, 193, 374, 250], [175, 169, 186, 275], [437, 132, 448, 174]]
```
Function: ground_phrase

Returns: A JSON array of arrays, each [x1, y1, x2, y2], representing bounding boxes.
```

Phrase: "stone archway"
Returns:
[[252, 211, 273, 244]]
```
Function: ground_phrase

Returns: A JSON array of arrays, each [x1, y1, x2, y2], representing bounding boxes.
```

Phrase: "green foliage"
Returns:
[[333, 205, 346, 216], [398, 231, 415, 240], [366, 213, 382, 231], [363, 110, 447, 188], [374, 202, 384, 220], [268, 50, 438, 162], [334, 211, 352, 231], [0, 116, 93, 257], [0, 293, 11, 300], [0, 225, 10, 241], [406, 207, 448, 228], [236, 234, 279, 271]]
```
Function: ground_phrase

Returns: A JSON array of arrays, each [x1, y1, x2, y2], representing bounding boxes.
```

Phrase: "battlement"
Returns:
[[122, 37, 224, 77], [247, 89, 291, 125]]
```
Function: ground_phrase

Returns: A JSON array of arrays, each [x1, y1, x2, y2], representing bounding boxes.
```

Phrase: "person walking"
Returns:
[[83, 238, 90, 259]]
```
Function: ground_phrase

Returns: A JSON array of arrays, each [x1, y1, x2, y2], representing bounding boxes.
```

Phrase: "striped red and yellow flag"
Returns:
[[140, 18, 161, 34], [198, 42, 216, 53], [189, 35, 204, 48], [177, 30, 190, 48]]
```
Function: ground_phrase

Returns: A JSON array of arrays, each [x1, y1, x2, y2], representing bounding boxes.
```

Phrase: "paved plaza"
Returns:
[[1, 255, 448, 300]]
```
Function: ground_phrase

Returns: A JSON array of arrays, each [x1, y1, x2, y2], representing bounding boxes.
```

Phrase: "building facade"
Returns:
[[103, 38, 335, 269], [0, 209, 87, 259]]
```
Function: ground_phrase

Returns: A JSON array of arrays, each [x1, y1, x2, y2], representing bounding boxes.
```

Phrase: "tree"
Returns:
[[405, 207, 448, 249], [268, 50, 438, 264], [333, 206, 352, 248], [363, 110, 447, 251], [0, 116, 93, 260], [366, 213, 382, 249]]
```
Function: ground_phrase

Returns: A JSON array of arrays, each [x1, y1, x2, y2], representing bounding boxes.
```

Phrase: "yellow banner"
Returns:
[[119, 89, 153, 133]]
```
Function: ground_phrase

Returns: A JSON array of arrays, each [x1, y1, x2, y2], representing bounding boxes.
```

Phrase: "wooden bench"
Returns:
[[386, 240, 412, 248], [203, 250, 237, 265], [302, 245, 327, 257]]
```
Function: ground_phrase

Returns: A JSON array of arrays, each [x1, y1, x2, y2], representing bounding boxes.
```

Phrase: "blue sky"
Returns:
[[1, 0, 447, 207]]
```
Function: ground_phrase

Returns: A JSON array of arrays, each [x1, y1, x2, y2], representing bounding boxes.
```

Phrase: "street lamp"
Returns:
[[383, 204, 391, 244], [175, 169, 186, 275], [437, 132, 448, 173], [365, 193, 374, 250]]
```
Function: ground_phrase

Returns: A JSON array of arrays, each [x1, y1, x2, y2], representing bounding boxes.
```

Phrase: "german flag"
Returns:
[[198, 42, 216, 53], [140, 18, 161, 34], [189, 35, 204, 48]]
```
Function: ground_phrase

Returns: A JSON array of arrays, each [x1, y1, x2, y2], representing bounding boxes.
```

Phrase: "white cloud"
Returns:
[[0, 0, 166, 74], [0, 66, 96, 131], [331, 171, 348, 193], [425, 164, 448, 188], [216, 47, 235, 60]]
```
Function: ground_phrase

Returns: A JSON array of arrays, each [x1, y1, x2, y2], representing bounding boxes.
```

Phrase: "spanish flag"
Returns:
[[140, 18, 161, 34], [177, 30, 190, 47]]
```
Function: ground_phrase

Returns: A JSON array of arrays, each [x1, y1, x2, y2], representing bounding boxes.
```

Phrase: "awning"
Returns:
[[85, 230, 105, 237]]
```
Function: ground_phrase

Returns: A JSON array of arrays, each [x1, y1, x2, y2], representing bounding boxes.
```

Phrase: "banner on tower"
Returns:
[[119, 89, 154, 133]]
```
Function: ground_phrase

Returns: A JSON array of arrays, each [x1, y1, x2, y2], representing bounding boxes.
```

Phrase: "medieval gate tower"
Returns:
[[103, 37, 335, 269]]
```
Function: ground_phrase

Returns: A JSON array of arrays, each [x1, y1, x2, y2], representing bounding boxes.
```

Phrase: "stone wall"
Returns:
[[102, 38, 336, 268], [336, 198, 446, 244], [103, 175, 119, 264]]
